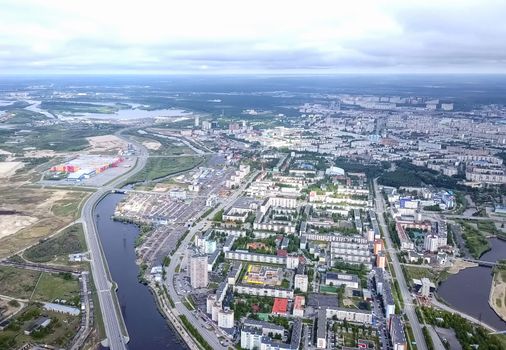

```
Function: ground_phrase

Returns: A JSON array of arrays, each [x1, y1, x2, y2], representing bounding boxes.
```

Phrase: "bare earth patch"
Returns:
[[0, 186, 87, 258], [86, 134, 127, 154], [447, 258, 478, 274], [23, 149, 56, 158], [0, 215, 38, 240], [0, 161, 24, 178], [142, 140, 162, 150]]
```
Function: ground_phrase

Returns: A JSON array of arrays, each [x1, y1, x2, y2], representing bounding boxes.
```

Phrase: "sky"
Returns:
[[1, 0, 505, 74]]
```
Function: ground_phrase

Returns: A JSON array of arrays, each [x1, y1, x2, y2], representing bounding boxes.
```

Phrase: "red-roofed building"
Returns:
[[272, 298, 288, 315], [276, 249, 288, 257]]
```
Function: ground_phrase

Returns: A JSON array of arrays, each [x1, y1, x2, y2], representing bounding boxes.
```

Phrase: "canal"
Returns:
[[437, 237, 506, 331], [95, 193, 186, 350]]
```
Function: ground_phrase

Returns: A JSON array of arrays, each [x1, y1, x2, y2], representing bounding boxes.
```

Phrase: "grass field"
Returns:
[[402, 265, 448, 286], [51, 192, 88, 219], [0, 266, 40, 299], [32, 272, 80, 303], [23, 224, 86, 264], [127, 155, 204, 183]]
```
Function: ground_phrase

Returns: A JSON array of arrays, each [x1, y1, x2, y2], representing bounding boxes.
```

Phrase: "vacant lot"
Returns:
[[0, 161, 24, 178], [0, 187, 88, 258], [86, 134, 128, 154], [0, 266, 40, 300], [23, 224, 86, 264], [32, 272, 80, 303]]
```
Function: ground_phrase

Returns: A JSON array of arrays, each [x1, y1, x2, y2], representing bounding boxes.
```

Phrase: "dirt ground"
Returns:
[[0, 297, 24, 318], [0, 215, 38, 240], [0, 185, 88, 258], [23, 149, 56, 158], [86, 134, 127, 154], [142, 140, 162, 150], [0, 161, 24, 178], [447, 258, 478, 274]]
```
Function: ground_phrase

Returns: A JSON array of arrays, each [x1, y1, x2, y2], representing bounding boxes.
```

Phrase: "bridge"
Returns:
[[462, 258, 499, 267]]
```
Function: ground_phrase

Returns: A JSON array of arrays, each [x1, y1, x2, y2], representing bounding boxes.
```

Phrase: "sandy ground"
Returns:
[[447, 258, 478, 274], [23, 149, 56, 158], [0, 161, 24, 178], [86, 134, 127, 153], [490, 270, 506, 322], [0, 215, 38, 239], [142, 140, 162, 150]]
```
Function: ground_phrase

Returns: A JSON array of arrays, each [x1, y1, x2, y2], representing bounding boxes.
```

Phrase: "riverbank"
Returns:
[[489, 266, 506, 322], [447, 258, 478, 274]]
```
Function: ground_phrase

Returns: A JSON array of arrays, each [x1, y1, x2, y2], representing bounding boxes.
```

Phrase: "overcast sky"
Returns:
[[1, 0, 505, 74]]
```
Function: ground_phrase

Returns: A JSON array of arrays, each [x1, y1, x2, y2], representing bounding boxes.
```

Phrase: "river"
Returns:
[[437, 237, 506, 331], [95, 193, 186, 350]]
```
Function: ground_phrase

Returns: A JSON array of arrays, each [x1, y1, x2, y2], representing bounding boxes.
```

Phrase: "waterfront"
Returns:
[[95, 193, 186, 350], [66, 107, 192, 120], [438, 238, 506, 331]]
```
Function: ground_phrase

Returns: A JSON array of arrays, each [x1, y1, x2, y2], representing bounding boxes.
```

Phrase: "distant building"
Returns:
[[190, 254, 208, 288]]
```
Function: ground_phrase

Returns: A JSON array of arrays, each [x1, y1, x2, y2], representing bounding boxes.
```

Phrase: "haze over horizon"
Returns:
[[1, 0, 506, 75]]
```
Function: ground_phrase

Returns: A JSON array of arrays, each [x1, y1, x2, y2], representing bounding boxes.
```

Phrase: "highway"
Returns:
[[164, 171, 260, 350], [373, 179, 428, 350], [80, 133, 148, 350]]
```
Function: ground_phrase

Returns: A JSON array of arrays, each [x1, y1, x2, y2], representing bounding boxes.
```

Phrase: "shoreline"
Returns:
[[489, 269, 506, 323], [447, 258, 478, 274]]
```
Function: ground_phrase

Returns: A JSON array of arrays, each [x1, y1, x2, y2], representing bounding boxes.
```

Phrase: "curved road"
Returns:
[[81, 134, 148, 350]]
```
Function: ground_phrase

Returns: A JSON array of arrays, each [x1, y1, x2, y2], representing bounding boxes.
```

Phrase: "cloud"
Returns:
[[0, 0, 505, 73]]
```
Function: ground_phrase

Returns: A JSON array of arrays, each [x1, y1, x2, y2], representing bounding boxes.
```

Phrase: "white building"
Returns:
[[294, 274, 308, 292], [218, 309, 234, 329], [423, 234, 439, 253]]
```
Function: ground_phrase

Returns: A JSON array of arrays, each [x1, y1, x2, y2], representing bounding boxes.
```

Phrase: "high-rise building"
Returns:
[[194, 115, 200, 127], [190, 254, 208, 288], [423, 234, 439, 253], [294, 274, 308, 292], [202, 120, 212, 130]]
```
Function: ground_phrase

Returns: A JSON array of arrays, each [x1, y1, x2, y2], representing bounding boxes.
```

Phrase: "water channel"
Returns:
[[437, 237, 506, 331], [95, 193, 186, 350]]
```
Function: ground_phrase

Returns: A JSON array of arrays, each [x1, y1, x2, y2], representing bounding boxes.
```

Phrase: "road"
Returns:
[[164, 171, 260, 350], [373, 179, 428, 350], [80, 133, 148, 350]]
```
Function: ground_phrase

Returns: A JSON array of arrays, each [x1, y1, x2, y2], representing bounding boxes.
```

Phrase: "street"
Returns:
[[373, 179, 428, 350]]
